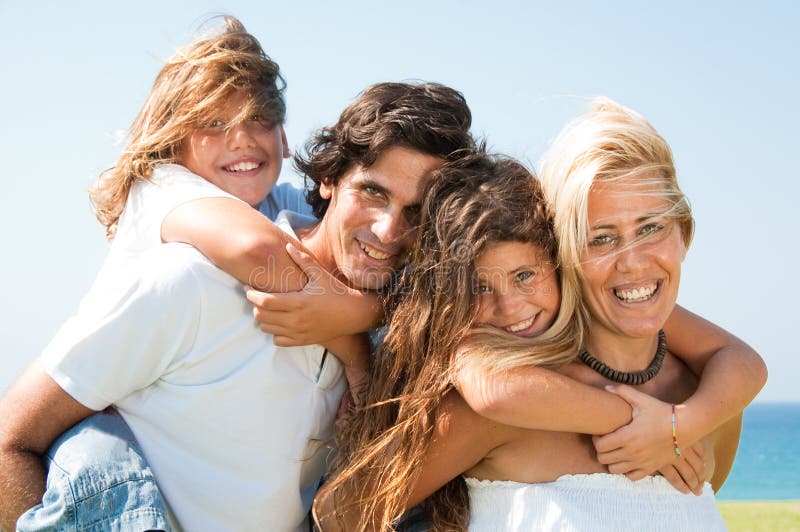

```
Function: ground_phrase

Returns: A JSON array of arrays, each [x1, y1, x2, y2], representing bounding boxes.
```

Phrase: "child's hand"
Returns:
[[592, 384, 677, 478], [245, 243, 381, 346]]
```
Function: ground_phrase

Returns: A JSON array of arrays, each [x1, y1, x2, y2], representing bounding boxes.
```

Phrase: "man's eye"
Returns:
[[404, 206, 421, 225], [364, 186, 382, 196]]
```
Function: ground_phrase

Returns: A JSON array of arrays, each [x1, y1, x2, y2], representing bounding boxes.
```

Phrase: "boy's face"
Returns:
[[178, 93, 290, 207], [313, 145, 442, 291]]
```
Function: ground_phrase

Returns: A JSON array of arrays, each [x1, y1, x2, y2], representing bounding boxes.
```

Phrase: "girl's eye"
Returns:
[[209, 119, 225, 128], [515, 270, 534, 283]]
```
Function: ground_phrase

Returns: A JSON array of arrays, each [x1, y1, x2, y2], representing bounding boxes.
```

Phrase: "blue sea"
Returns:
[[716, 402, 800, 501]]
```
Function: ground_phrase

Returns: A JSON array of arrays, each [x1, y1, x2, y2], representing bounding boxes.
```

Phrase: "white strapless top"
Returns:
[[465, 473, 727, 531]]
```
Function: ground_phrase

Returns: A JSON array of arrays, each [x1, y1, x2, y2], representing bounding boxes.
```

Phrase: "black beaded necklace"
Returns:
[[578, 330, 667, 385]]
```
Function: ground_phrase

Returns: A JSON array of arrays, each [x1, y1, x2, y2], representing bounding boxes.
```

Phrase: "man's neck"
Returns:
[[294, 221, 341, 284]]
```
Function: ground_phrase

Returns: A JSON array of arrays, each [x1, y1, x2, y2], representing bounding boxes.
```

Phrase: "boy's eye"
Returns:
[[249, 114, 271, 126]]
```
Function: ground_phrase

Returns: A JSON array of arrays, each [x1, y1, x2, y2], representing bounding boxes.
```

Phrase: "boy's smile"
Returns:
[[178, 92, 290, 207]]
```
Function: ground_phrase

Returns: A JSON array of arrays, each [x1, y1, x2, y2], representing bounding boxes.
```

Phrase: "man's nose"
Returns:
[[372, 210, 411, 245]]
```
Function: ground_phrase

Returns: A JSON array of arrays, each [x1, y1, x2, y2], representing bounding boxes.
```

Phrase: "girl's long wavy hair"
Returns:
[[89, 16, 285, 239], [318, 151, 584, 531]]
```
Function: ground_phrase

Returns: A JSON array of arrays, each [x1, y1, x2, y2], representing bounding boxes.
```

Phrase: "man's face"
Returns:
[[317, 145, 442, 290]]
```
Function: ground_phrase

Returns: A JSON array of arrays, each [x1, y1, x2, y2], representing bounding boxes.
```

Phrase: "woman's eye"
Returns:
[[477, 284, 492, 294], [515, 270, 534, 283], [589, 234, 615, 247], [639, 223, 664, 236], [209, 119, 225, 128]]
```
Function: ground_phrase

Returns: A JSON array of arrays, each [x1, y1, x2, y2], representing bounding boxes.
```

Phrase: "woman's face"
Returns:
[[580, 177, 686, 340], [474, 241, 561, 337]]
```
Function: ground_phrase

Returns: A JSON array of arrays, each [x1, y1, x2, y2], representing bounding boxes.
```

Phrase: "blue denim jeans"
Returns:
[[16, 408, 171, 532]]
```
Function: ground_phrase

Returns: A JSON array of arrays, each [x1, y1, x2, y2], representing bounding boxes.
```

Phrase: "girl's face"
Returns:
[[474, 241, 561, 337], [580, 177, 686, 340]]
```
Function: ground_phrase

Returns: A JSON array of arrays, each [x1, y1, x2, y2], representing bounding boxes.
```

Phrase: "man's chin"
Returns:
[[346, 270, 394, 292]]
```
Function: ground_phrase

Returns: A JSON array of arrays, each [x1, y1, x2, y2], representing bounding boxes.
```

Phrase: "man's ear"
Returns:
[[319, 179, 334, 200]]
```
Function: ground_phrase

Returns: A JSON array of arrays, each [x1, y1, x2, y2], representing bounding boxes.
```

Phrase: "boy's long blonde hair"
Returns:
[[318, 151, 584, 531], [90, 16, 285, 239]]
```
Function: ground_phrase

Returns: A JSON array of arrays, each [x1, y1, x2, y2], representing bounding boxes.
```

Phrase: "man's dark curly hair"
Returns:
[[295, 82, 475, 218]]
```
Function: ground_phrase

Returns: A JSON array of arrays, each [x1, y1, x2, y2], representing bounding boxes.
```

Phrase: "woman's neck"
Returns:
[[583, 326, 661, 372]]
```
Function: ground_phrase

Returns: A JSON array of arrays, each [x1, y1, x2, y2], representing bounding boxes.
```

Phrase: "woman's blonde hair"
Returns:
[[539, 97, 694, 284], [318, 151, 584, 531], [90, 16, 285, 239]]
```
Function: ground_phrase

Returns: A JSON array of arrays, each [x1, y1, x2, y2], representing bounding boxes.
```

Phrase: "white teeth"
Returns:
[[506, 316, 534, 333], [226, 161, 259, 172], [359, 242, 391, 260], [614, 284, 657, 302]]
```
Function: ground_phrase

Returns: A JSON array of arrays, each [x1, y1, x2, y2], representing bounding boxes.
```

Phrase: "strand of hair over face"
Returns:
[[538, 97, 694, 283]]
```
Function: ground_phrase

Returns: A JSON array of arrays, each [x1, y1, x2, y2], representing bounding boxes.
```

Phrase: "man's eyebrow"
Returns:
[[355, 176, 391, 196]]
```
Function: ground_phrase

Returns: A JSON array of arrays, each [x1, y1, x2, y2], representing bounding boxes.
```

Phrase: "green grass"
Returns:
[[718, 501, 800, 531]]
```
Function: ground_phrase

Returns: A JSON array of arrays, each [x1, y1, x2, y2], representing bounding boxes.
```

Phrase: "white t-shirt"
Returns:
[[42, 166, 343, 531], [109, 163, 312, 260]]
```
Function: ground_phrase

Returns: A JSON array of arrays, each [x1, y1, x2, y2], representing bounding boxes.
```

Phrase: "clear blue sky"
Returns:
[[1, 1, 797, 402]]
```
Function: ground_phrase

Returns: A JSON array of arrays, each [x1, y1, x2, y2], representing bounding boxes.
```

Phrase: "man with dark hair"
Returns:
[[0, 81, 473, 531], [299, 82, 473, 219], [293, 82, 473, 291]]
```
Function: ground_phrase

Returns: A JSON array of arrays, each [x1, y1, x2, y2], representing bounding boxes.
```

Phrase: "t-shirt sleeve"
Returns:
[[41, 249, 203, 410], [114, 165, 244, 255], [259, 181, 313, 220]]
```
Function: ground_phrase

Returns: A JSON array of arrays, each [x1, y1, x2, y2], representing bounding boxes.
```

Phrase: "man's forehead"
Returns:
[[356, 168, 429, 201], [348, 147, 443, 204]]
